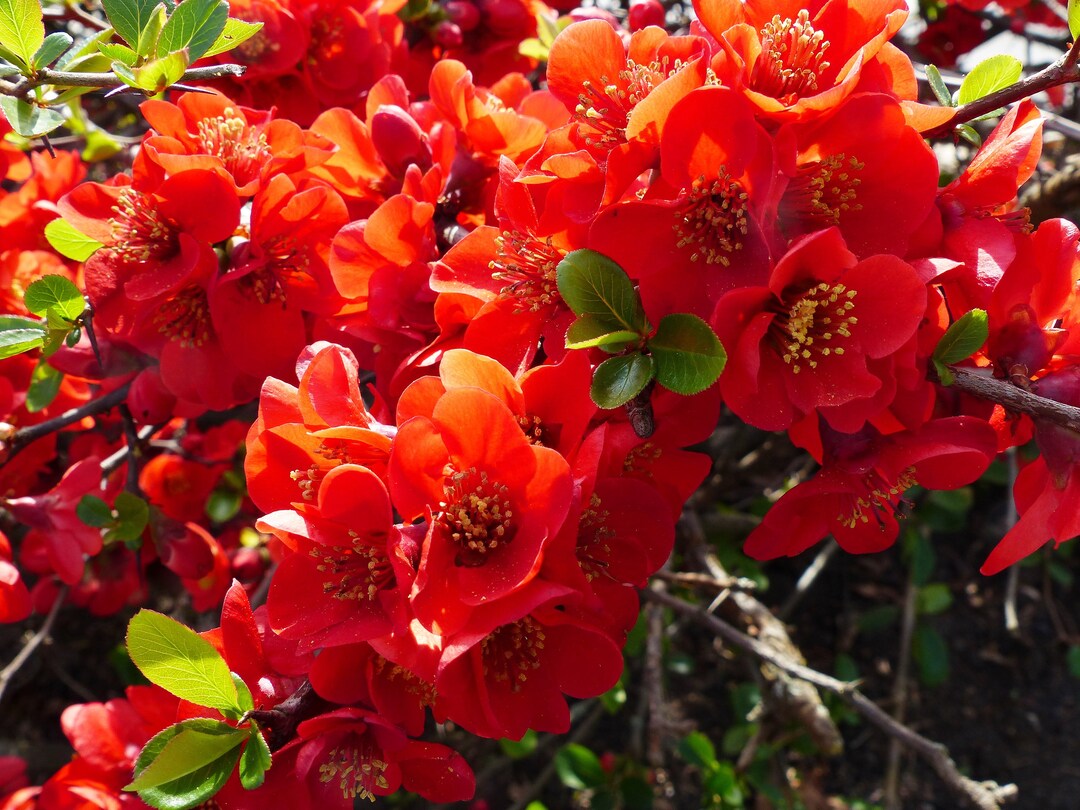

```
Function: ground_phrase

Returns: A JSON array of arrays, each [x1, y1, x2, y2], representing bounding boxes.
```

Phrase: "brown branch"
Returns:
[[1, 64, 247, 99], [1, 380, 132, 464], [941, 366, 1080, 434], [923, 37, 1080, 139], [644, 588, 1020, 810]]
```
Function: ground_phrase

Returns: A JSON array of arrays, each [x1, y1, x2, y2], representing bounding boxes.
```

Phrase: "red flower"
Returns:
[[744, 417, 997, 558], [389, 387, 573, 635], [712, 228, 927, 431]]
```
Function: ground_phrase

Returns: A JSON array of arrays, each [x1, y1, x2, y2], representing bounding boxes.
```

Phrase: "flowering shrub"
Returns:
[[1, 0, 1080, 806]]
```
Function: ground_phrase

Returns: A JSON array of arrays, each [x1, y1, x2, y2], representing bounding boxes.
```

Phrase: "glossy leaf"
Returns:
[[1071, 0, 1080, 40], [957, 55, 1022, 105], [77, 495, 115, 528], [932, 308, 988, 385], [126, 49, 189, 93], [45, 218, 104, 261], [924, 64, 952, 107], [0, 96, 65, 138], [0, 327, 44, 359], [136, 3, 168, 57], [33, 31, 73, 69], [128, 719, 244, 809], [590, 352, 654, 409], [98, 41, 139, 66], [556, 249, 647, 333], [102, 0, 162, 48], [648, 313, 726, 396], [126, 609, 241, 715], [201, 17, 263, 59], [26, 359, 62, 413], [24, 275, 85, 322], [565, 314, 639, 351], [157, 0, 228, 61], [238, 725, 271, 790], [0, 0, 43, 70], [554, 743, 606, 790], [109, 492, 150, 542]]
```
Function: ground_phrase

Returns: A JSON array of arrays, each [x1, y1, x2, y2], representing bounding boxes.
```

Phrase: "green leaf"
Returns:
[[112, 492, 150, 542], [232, 673, 254, 714], [556, 249, 647, 333], [932, 308, 988, 382], [0, 60, 18, 77], [200, 17, 263, 59], [925, 64, 953, 107], [0, 0, 44, 71], [1071, 0, 1080, 41], [500, 729, 538, 759], [24, 274, 85, 321], [958, 55, 1022, 106], [102, 0, 162, 48], [1067, 645, 1080, 680], [0, 96, 65, 138], [590, 352, 654, 409], [565, 314, 640, 351], [128, 719, 244, 809], [518, 37, 548, 62], [82, 129, 123, 163], [77, 494, 114, 528], [0, 327, 44, 358], [157, 0, 228, 62], [238, 726, 271, 790], [205, 487, 241, 524], [26, 359, 61, 412], [56, 26, 115, 70], [136, 3, 168, 57], [912, 624, 949, 687], [33, 31, 73, 69], [45, 218, 104, 262], [126, 609, 242, 714], [678, 731, 718, 770], [901, 528, 935, 587], [0, 314, 45, 332], [128, 49, 189, 94], [916, 583, 953, 616], [98, 41, 138, 65], [554, 743, 606, 790], [648, 313, 727, 396], [957, 123, 982, 147]]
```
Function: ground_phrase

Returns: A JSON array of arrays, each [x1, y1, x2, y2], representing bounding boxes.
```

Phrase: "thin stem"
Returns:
[[1, 64, 246, 99], [645, 588, 1020, 810], [0, 586, 68, 706], [2, 381, 132, 463]]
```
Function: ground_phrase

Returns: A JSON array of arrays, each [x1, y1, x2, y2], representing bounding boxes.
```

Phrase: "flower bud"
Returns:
[[433, 19, 464, 48], [444, 0, 481, 31], [371, 105, 432, 177], [629, 0, 665, 31]]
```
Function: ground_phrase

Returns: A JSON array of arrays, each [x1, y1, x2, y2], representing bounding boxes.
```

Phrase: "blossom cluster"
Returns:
[[1, 0, 1079, 806]]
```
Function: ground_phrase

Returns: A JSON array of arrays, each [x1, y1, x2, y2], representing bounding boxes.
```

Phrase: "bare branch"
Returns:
[[0, 587, 67, 706], [939, 366, 1080, 435]]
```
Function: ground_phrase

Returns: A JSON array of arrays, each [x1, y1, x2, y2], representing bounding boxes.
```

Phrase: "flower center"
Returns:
[[241, 235, 311, 305], [372, 655, 437, 706], [153, 285, 212, 347], [623, 442, 662, 476], [439, 467, 515, 566], [577, 493, 615, 582], [481, 616, 545, 692], [773, 281, 858, 374], [490, 231, 563, 312], [196, 110, 271, 187], [516, 414, 549, 446], [782, 153, 864, 228], [574, 59, 674, 149], [108, 188, 178, 263], [750, 10, 831, 103], [310, 529, 394, 602], [318, 743, 389, 802], [838, 467, 918, 529], [672, 171, 750, 266]]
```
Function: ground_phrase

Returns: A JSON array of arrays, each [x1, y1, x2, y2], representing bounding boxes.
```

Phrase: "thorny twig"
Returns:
[[645, 589, 1020, 810], [0, 586, 68, 706]]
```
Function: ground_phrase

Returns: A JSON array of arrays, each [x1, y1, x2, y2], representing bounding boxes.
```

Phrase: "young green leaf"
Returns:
[[0, 326, 44, 359], [0, 0, 45, 71], [590, 352, 655, 409], [200, 17, 263, 59], [24, 275, 86, 322], [110, 492, 150, 542], [565, 314, 640, 351], [128, 49, 189, 94], [556, 249, 647, 333], [25, 359, 62, 412], [77, 494, 115, 528], [126, 609, 242, 715], [554, 744, 606, 791], [924, 64, 953, 107], [957, 55, 1022, 106], [0, 96, 65, 138], [931, 308, 988, 388], [232, 673, 254, 714], [157, 0, 228, 62], [102, 0, 162, 48], [128, 719, 245, 809], [136, 3, 168, 57], [648, 313, 727, 396], [98, 41, 139, 66], [44, 219, 104, 262], [33, 31, 73, 69], [1071, 0, 1080, 41], [238, 725, 272, 790]]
